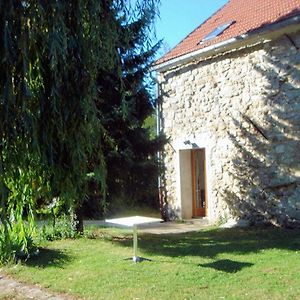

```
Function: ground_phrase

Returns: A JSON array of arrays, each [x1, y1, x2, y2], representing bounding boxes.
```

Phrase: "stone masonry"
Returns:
[[158, 31, 300, 226]]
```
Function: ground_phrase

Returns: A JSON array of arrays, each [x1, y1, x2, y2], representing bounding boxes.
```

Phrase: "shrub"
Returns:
[[0, 224, 38, 263], [39, 213, 78, 241]]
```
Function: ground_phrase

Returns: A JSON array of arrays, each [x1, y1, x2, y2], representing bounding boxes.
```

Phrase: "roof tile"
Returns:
[[156, 0, 300, 66]]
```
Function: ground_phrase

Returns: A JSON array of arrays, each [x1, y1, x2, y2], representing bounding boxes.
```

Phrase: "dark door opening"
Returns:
[[191, 149, 207, 217]]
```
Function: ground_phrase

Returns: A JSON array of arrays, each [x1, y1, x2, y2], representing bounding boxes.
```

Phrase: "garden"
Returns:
[[2, 225, 300, 299]]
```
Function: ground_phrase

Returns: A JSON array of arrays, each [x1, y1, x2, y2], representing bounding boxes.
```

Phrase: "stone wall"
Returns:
[[158, 30, 300, 226]]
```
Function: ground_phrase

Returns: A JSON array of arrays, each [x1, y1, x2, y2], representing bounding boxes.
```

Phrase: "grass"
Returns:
[[2, 226, 300, 300]]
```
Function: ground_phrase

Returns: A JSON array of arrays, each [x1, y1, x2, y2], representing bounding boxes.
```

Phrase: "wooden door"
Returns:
[[191, 149, 207, 217]]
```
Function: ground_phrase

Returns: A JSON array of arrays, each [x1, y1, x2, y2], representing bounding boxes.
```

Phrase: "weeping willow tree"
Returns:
[[0, 0, 117, 262], [0, 0, 161, 262]]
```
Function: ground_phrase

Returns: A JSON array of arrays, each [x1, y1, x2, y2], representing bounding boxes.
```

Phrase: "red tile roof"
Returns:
[[155, 0, 300, 66]]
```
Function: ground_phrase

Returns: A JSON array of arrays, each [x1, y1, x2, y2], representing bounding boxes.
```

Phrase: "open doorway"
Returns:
[[191, 149, 207, 217]]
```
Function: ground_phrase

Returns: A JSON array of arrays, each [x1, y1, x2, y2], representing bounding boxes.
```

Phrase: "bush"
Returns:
[[39, 213, 78, 241], [0, 224, 38, 263]]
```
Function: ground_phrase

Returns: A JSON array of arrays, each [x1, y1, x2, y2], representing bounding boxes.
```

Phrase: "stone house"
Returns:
[[154, 0, 300, 226]]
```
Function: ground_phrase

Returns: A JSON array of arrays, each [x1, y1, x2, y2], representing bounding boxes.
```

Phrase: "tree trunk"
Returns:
[[75, 205, 84, 234]]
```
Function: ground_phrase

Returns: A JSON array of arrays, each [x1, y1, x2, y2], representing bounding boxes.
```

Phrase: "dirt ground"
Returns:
[[0, 273, 76, 300]]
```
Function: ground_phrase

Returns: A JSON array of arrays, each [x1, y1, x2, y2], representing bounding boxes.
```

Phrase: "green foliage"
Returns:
[[0, 166, 42, 263], [143, 114, 157, 140], [0, 0, 120, 261], [0, 223, 38, 264], [94, 0, 164, 211], [0, 0, 162, 261], [39, 214, 78, 242]]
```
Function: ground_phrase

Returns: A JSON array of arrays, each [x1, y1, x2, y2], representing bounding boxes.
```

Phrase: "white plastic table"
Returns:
[[105, 216, 163, 262]]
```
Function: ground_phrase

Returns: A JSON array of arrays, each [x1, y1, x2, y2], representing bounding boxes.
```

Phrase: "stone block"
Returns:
[[275, 144, 286, 153]]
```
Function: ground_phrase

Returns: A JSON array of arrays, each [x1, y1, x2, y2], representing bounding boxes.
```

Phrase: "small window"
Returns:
[[199, 20, 236, 44]]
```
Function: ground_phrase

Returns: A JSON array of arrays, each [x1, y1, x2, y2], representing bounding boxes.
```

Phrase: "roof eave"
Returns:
[[153, 15, 300, 73]]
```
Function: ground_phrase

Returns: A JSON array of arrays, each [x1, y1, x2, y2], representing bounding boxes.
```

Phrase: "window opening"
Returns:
[[199, 20, 236, 44]]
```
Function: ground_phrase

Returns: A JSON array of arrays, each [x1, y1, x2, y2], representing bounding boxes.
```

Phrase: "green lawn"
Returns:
[[3, 227, 300, 300]]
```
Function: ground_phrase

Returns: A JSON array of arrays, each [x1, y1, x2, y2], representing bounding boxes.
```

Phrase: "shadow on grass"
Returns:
[[25, 248, 72, 269], [108, 227, 300, 260], [199, 259, 254, 273]]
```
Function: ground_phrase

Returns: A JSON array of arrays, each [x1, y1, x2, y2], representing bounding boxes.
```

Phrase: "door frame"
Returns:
[[191, 148, 207, 217]]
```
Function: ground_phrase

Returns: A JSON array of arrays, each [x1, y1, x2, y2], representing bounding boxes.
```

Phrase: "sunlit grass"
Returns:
[[3, 226, 300, 300]]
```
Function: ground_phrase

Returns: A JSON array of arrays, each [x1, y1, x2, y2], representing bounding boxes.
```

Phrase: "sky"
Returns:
[[155, 0, 228, 55]]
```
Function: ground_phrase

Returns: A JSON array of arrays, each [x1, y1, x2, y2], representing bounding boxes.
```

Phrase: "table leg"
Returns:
[[125, 224, 151, 263], [133, 224, 138, 261]]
